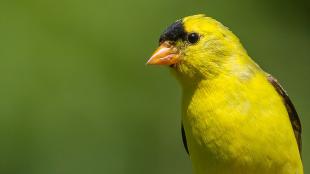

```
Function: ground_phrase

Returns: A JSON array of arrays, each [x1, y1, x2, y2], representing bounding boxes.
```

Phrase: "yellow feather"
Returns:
[[173, 15, 303, 174]]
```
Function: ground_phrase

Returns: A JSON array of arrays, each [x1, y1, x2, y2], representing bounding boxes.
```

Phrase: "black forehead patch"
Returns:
[[159, 19, 187, 43]]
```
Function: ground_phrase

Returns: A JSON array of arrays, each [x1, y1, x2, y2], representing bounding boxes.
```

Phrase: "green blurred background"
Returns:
[[0, 0, 309, 173]]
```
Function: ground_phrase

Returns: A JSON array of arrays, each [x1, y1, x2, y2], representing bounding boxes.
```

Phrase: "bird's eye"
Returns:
[[187, 33, 199, 44]]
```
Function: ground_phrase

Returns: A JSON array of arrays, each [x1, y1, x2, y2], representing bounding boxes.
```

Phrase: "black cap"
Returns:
[[159, 19, 187, 44]]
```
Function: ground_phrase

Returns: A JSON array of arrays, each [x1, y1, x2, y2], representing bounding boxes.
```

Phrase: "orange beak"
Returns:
[[146, 42, 180, 65]]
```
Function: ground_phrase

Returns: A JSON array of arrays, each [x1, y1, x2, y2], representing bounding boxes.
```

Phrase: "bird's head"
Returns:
[[147, 14, 252, 84]]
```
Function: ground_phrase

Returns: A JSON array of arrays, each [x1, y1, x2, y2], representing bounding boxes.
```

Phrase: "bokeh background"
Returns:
[[0, 0, 309, 173]]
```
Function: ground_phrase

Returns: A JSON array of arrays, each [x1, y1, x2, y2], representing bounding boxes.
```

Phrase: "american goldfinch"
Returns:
[[147, 14, 303, 174]]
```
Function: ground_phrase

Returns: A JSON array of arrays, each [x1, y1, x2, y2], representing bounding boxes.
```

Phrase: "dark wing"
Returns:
[[267, 75, 302, 155], [181, 123, 189, 155]]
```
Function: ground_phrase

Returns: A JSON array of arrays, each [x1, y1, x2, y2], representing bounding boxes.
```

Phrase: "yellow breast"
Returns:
[[182, 71, 303, 174]]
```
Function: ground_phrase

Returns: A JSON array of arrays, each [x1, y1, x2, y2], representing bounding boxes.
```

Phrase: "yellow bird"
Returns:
[[147, 14, 303, 174]]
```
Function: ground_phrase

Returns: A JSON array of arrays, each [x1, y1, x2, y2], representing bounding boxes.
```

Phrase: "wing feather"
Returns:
[[267, 75, 302, 155], [181, 123, 189, 155]]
